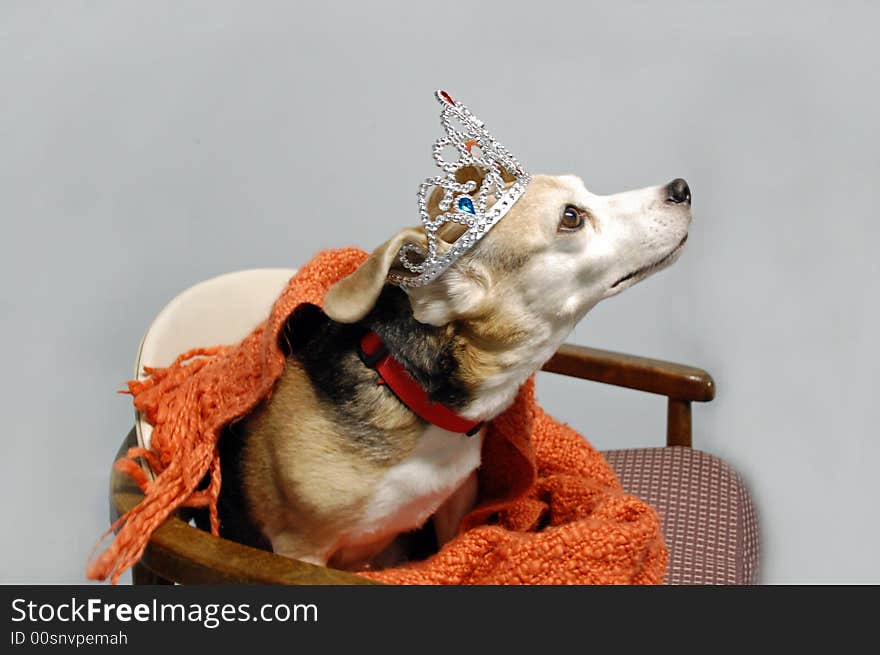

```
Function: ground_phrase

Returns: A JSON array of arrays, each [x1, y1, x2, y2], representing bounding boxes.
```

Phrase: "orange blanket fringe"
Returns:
[[88, 248, 666, 584]]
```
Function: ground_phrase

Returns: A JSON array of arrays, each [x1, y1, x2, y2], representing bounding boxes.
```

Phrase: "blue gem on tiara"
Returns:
[[457, 197, 475, 215]]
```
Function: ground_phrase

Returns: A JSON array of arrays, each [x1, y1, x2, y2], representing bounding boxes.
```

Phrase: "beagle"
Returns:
[[212, 170, 692, 570]]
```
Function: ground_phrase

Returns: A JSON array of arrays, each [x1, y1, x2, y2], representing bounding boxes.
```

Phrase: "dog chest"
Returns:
[[347, 425, 484, 542]]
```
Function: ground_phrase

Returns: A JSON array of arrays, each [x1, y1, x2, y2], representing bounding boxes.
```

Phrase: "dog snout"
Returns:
[[666, 178, 691, 205]]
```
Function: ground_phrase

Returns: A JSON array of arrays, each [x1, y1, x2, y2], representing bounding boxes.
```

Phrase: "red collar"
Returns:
[[359, 331, 482, 436]]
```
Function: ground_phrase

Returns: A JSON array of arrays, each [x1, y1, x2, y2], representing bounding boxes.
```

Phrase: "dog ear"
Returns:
[[323, 227, 427, 323], [406, 258, 490, 326]]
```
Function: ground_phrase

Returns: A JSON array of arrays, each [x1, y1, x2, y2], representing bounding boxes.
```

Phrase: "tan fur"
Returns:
[[241, 360, 422, 563]]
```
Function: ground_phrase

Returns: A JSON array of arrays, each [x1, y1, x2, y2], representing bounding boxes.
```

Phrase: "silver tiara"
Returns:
[[387, 90, 530, 288]]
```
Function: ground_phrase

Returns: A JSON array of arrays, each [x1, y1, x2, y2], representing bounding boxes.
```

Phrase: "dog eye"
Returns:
[[559, 205, 585, 232]]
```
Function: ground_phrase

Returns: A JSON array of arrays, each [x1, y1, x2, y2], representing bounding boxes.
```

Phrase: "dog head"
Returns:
[[322, 170, 691, 417], [325, 171, 691, 336]]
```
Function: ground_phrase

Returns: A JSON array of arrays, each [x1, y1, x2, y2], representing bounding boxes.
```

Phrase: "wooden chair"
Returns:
[[110, 270, 757, 585]]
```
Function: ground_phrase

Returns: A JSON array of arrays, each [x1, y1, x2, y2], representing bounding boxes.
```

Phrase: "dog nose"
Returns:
[[666, 178, 691, 205]]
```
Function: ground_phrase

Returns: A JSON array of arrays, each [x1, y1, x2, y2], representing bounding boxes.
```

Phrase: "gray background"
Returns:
[[1, 1, 877, 584]]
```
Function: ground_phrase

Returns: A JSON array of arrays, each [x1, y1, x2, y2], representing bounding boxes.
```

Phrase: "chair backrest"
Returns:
[[134, 268, 296, 451]]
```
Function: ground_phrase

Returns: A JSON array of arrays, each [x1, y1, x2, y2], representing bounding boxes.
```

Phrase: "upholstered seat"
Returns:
[[604, 447, 759, 584]]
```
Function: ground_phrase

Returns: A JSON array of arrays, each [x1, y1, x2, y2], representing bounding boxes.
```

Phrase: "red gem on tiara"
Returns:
[[439, 90, 456, 105]]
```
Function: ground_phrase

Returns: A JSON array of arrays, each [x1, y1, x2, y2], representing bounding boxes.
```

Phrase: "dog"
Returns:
[[211, 169, 692, 570]]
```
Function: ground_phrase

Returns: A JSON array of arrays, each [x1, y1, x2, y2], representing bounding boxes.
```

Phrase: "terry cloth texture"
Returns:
[[88, 248, 667, 585]]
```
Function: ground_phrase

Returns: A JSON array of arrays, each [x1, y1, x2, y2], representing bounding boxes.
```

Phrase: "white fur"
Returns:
[[343, 425, 484, 546]]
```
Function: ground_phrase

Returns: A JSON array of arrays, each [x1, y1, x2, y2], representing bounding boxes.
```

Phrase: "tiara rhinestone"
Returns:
[[386, 90, 530, 288]]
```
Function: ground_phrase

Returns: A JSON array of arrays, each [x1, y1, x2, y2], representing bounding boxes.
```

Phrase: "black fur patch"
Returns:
[[190, 420, 272, 551], [283, 286, 471, 411], [365, 286, 470, 409], [280, 301, 368, 407]]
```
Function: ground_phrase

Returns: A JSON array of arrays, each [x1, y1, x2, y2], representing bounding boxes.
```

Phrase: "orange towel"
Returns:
[[88, 248, 666, 584]]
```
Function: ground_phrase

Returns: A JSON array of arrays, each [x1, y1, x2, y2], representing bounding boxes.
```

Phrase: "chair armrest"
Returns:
[[541, 343, 715, 402]]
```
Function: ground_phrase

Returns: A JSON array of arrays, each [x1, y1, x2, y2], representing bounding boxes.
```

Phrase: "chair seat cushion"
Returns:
[[602, 447, 759, 585]]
